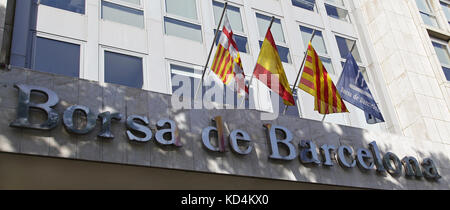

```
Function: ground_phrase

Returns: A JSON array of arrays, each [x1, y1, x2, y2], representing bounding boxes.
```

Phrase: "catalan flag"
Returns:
[[299, 42, 348, 114], [252, 27, 295, 106], [211, 13, 247, 96]]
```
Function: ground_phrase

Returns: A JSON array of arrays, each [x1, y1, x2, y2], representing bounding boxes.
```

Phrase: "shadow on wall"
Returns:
[[0, 67, 449, 190]]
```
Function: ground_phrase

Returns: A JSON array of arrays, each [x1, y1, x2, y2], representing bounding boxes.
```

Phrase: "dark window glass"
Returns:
[[335, 36, 361, 62], [104, 51, 143, 89], [34, 37, 80, 78], [41, 0, 85, 14], [171, 66, 250, 109], [292, 0, 315, 11], [325, 4, 339, 19], [443, 66, 450, 81], [259, 41, 291, 63], [271, 92, 300, 117], [214, 30, 249, 53]]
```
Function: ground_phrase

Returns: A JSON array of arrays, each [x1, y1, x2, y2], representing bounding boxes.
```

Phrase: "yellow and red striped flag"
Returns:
[[252, 28, 295, 106], [299, 42, 349, 114], [211, 13, 248, 96]]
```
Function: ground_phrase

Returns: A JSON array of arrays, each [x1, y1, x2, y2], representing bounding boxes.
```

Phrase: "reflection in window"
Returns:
[[415, 0, 439, 27], [441, 1, 450, 24], [120, 0, 141, 5], [300, 26, 327, 54], [325, 4, 349, 22], [164, 17, 203, 42], [40, 0, 85, 14], [166, 0, 198, 21], [213, 1, 244, 33], [256, 13, 286, 44], [291, 0, 316, 11], [101, 1, 144, 28], [33, 37, 80, 78], [104, 51, 143, 89], [335, 36, 361, 63], [432, 41, 450, 81]]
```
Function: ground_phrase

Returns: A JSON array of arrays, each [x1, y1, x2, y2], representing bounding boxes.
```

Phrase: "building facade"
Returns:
[[0, 0, 449, 189]]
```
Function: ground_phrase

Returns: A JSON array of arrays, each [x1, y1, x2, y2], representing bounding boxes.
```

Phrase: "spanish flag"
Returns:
[[299, 42, 348, 114], [253, 29, 295, 106]]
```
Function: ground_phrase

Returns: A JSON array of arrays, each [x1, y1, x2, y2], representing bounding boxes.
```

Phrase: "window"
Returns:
[[324, 0, 349, 22], [164, 0, 203, 42], [335, 35, 362, 63], [171, 64, 250, 108], [291, 0, 316, 12], [300, 26, 335, 74], [40, 0, 85, 14], [440, 1, 450, 24], [214, 30, 249, 53], [336, 36, 368, 82], [33, 37, 80, 78], [415, 0, 439, 27], [271, 91, 300, 117], [212, 1, 249, 53], [432, 41, 450, 81], [101, 1, 144, 28], [104, 51, 143, 89], [256, 13, 291, 63]]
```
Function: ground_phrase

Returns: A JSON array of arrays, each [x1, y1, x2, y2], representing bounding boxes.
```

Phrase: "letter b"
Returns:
[[265, 124, 296, 160], [10, 84, 60, 130]]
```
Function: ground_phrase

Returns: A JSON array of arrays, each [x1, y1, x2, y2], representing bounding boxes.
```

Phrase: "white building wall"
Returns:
[[30, 0, 450, 135]]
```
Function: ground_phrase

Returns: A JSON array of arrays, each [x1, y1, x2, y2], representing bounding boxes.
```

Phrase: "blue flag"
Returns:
[[336, 53, 384, 124]]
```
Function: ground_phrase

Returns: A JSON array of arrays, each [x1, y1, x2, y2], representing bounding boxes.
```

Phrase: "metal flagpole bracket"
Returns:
[[194, 2, 229, 100]]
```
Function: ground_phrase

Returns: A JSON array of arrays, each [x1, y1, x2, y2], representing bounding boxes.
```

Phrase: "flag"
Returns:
[[210, 13, 248, 97], [336, 53, 385, 124], [252, 28, 295, 106], [299, 42, 348, 114]]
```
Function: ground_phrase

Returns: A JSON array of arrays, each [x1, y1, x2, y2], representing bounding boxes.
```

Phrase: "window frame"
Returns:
[[291, 0, 318, 13], [103, 0, 144, 11], [298, 24, 336, 74], [254, 11, 293, 64], [163, 0, 202, 25], [323, 0, 350, 22], [31, 32, 85, 79], [430, 37, 450, 82], [162, 0, 204, 42], [415, 0, 439, 27], [39, 0, 87, 14], [440, 0, 450, 24], [100, 0, 146, 29], [270, 85, 301, 118], [333, 33, 369, 82], [211, 0, 250, 54], [99, 45, 148, 90]]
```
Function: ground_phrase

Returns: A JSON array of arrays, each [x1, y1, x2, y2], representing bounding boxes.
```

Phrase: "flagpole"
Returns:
[[239, 16, 276, 109], [194, 2, 229, 100], [322, 40, 357, 122], [282, 29, 316, 116]]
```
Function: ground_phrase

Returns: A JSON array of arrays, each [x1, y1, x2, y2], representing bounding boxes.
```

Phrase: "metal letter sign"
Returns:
[[265, 124, 296, 161], [63, 105, 97, 135], [8, 83, 443, 183], [10, 84, 59, 130]]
